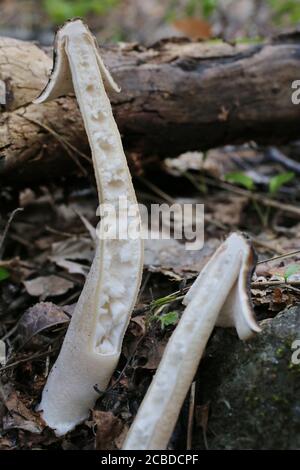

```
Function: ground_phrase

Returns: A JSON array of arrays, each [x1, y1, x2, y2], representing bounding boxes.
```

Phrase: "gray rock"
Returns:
[[195, 306, 300, 449]]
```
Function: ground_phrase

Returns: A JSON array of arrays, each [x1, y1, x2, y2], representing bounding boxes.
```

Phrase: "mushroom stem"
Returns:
[[123, 232, 260, 450], [35, 20, 143, 436]]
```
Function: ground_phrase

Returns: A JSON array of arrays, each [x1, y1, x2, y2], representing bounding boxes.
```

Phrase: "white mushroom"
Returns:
[[123, 232, 261, 450], [34, 20, 143, 436]]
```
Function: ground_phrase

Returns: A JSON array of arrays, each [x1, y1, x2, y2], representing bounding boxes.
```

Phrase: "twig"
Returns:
[[45, 226, 77, 238], [22, 114, 91, 163], [187, 173, 300, 218], [257, 249, 300, 264], [137, 271, 151, 303], [0, 208, 23, 258], [138, 174, 228, 230], [138, 277, 300, 316], [286, 285, 300, 294], [8, 233, 32, 248], [251, 237, 284, 255], [186, 381, 196, 450], [251, 280, 300, 288], [60, 289, 81, 307], [0, 324, 18, 342], [19, 114, 90, 176], [0, 346, 60, 373], [137, 175, 175, 204], [208, 177, 300, 217], [266, 147, 300, 175]]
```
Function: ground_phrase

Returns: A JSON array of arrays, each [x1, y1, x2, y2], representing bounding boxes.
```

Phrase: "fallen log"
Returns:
[[1, 33, 300, 182]]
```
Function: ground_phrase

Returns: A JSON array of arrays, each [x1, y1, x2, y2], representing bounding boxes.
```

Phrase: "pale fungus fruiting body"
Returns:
[[35, 20, 143, 436], [123, 233, 260, 450]]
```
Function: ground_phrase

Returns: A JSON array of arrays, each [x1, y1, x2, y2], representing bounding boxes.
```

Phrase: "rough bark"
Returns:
[[1, 33, 300, 182]]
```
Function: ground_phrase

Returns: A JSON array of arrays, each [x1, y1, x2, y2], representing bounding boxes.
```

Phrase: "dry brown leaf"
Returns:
[[17, 302, 70, 348], [164, 146, 264, 180], [114, 423, 129, 449], [0, 436, 15, 449], [252, 286, 298, 312], [164, 152, 204, 175], [92, 410, 124, 450], [130, 316, 146, 337], [144, 237, 218, 278], [50, 237, 94, 277], [23, 275, 74, 300], [208, 194, 247, 226], [173, 18, 212, 40], [133, 337, 168, 370], [3, 391, 44, 434]]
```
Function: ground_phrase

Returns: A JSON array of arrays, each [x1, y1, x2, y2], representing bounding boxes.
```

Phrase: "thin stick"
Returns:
[[205, 176, 300, 217], [45, 226, 76, 238], [19, 115, 90, 175], [251, 280, 300, 288], [137, 175, 175, 204], [186, 381, 196, 450], [252, 238, 284, 255], [0, 208, 23, 258], [286, 285, 300, 294], [22, 115, 91, 164], [186, 172, 300, 218], [0, 347, 60, 373], [257, 249, 300, 264], [266, 147, 300, 175], [138, 174, 228, 230], [0, 324, 18, 342]]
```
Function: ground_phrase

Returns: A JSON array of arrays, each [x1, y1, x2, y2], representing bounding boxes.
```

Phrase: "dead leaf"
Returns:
[[24, 275, 74, 299], [144, 236, 218, 278], [17, 302, 70, 348], [132, 337, 168, 370], [92, 410, 124, 450], [0, 437, 14, 449], [164, 152, 204, 175], [164, 146, 264, 180], [252, 286, 298, 313], [130, 316, 146, 337], [3, 391, 44, 434], [173, 18, 212, 40], [114, 424, 129, 449], [208, 194, 248, 226], [123, 315, 147, 359], [50, 237, 94, 277]]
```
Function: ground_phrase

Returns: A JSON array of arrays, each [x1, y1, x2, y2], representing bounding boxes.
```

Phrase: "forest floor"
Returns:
[[0, 141, 299, 449], [0, 0, 300, 451]]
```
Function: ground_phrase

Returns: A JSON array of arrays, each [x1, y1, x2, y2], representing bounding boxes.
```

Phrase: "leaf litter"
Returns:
[[0, 142, 299, 449]]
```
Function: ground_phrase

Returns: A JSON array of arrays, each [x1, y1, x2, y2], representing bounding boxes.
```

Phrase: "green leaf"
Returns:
[[269, 172, 295, 195], [158, 311, 179, 330], [268, 0, 300, 25], [151, 293, 179, 309], [0, 267, 9, 282], [43, 0, 119, 23], [202, 0, 218, 18], [284, 264, 300, 281], [225, 172, 255, 191]]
